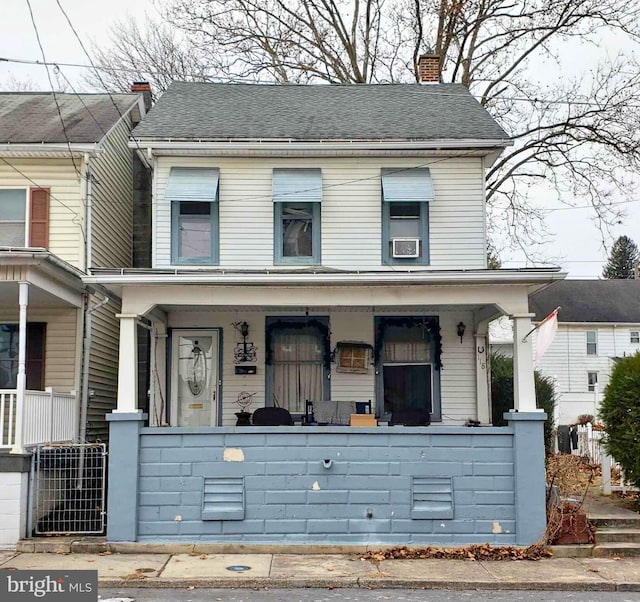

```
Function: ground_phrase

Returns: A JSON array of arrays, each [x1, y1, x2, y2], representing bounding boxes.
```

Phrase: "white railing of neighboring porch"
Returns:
[[0, 388, 77, 449], [576, 423, 604, 464], [572, 424, 638, 494]]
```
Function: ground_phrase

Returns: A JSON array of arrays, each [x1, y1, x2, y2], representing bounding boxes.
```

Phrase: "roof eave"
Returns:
[[128, 138, 513, 153], [0, 143, 100, 157]]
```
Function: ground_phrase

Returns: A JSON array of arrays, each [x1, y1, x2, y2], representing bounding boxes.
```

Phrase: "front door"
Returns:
[[171, 329, 219, 426]]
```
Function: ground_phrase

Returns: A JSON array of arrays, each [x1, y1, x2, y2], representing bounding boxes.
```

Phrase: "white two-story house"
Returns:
[[88, 56, 565, 547], [530, 279, 640, 425]]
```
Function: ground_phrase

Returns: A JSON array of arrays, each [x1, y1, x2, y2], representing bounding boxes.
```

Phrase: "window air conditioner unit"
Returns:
[[392, 238, 420, 258]]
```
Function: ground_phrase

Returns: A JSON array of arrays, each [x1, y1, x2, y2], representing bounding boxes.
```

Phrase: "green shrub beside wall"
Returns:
[[490, 352, 556, 455], [600, 353, 640, 490]]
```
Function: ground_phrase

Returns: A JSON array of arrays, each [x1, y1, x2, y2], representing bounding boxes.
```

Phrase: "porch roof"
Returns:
[[87, 267, 564, 287], [0, 248, 107, 308]]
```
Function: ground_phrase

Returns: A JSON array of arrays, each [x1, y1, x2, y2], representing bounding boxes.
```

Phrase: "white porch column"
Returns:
[[115, 314, 139, 413], [511, 313, 539, 412], [475, 331, 491, 424], [11, 282, 29, 454]]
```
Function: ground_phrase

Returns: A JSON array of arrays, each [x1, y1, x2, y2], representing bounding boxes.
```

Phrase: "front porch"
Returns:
[[94, 269, 561, 546], [106, 274, 554, 426]]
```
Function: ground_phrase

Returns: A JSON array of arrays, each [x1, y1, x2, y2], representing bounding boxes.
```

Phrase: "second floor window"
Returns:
[[381, 168, 433, 265], [273, 169, 321, 264], [0, 189, 27, 246], [586, 330, 597, 356], [631, 331, 640, 344], [168, 167, 219, 264]]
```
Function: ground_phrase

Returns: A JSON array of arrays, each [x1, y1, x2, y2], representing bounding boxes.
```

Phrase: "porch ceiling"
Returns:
[[0, 281, 80, 309]]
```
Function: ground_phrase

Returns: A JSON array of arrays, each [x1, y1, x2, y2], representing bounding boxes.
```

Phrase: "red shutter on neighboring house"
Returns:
[[29, 187, 50, 248]]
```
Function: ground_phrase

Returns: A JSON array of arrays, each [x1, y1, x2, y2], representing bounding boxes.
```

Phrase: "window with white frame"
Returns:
[[587, 371, 598, 392], [381, 168, 433, 265], [0, 189, 27, 246], [273, 169, 322, 264], [586, 330, 597, 356], [631, 331, 640, 344], [168, 167, 219, 264]]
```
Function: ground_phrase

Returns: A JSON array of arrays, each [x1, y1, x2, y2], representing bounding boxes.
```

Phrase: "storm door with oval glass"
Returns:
[[171, 329, 220, 426]]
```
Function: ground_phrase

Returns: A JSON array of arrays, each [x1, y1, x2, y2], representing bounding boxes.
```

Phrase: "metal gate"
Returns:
[[31, 443, 107, 535]]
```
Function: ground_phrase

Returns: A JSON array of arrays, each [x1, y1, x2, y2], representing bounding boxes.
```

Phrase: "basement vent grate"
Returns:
[[202, 476, 245, 520], [411, 476, 454, 519]]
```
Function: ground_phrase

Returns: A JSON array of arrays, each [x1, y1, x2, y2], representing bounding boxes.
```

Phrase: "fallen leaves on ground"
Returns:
[[121, 570, 148, 581], [361, 542, 552, 562]]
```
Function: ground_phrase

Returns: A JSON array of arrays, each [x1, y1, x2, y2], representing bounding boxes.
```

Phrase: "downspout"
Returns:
[[79, 294, 110, 443], [83, 153, 93, 272]]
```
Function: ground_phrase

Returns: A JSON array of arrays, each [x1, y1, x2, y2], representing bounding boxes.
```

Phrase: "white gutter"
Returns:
[[84, 269, 565, 287], [128, 138, 513, 152], [0, 143, 100, 155]]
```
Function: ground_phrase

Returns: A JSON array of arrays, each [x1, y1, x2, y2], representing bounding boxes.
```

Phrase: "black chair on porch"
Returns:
[[389, 408, 431, 426], [252, 406, 294, 426]]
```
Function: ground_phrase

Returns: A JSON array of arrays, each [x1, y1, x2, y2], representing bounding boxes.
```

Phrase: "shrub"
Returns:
[[599, 353, 640, 490], [490, 352, 556, 455]]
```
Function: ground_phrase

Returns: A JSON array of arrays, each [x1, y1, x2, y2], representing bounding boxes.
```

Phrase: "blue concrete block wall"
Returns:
[[111, 425, 527, 545]]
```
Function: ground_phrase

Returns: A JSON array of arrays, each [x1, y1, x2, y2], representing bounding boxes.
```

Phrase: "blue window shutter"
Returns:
[[167, 167, 220, 202], [273, 169, 322, 203], [381, 168, 434, 202]]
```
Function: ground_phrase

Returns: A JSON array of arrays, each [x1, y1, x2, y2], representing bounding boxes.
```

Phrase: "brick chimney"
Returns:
[[131, 82, 152, 112], [418, 54, 441, 84]]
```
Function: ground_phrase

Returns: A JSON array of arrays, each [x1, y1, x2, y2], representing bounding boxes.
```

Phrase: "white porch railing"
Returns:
[[0, 388, 77, 449]]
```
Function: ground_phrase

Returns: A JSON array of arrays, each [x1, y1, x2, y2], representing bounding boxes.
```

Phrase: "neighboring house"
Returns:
[[0, 89, 147, 545], [489, 316, 514, 358], [530, 279, 640, 426], [88, 55, 564, 546]]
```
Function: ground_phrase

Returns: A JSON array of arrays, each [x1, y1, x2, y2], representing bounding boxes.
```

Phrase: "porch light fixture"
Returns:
[[456, 322, 466, 343], [233, 321, 258, 363]]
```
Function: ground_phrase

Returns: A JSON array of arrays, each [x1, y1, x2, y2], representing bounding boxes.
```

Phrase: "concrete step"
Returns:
[[596, 528, 640, 544], [593, 542, 640, 557], [590, 516, 640, 529]]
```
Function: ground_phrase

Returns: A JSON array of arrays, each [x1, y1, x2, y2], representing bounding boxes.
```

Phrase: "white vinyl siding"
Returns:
[[153, 156, 486, 270], [167, 308, 476, 426], [90, 117, 134, 268], [0, 159, 84, 268], [533, 323, 640, 425], [0, 307, 79, 393]]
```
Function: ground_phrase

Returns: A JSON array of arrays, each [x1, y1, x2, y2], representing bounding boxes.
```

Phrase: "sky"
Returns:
[[1, 0, 639, 279]]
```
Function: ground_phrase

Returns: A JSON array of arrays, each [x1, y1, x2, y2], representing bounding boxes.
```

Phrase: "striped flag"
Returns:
[[534, 308, 559, 365]]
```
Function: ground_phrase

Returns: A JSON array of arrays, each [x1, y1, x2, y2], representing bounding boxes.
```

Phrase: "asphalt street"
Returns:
[[99, 588, 640, 601]]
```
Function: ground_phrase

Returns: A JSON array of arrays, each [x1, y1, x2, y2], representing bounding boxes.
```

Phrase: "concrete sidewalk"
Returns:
[[2, 550, 640, 591]]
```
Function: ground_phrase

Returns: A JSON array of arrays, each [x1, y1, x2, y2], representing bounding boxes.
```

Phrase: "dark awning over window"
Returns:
[[167, 167, 219, 202], [381, 168, 434, 202]]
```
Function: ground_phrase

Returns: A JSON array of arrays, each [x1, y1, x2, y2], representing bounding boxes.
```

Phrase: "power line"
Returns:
[[0, 156, 86, 239], [53, 0, 151, 167], [53, 65, 109, 140], [3, 54, 640, 110], [24, 0, 82, 181]]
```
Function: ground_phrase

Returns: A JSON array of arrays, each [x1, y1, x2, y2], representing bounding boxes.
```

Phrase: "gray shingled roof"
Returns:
[[530, 280, 640, 323], [0, 93, 140, 144], [132, 82, 509, 142]]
